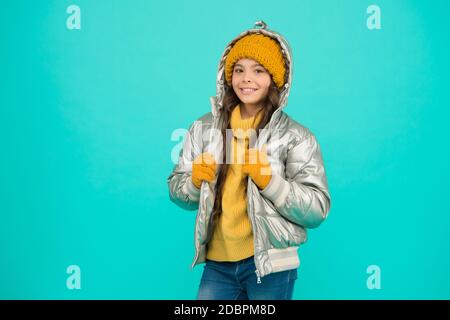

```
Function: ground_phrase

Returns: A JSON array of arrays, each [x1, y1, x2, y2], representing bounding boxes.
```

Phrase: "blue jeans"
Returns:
[[196, 255, 297, 300]]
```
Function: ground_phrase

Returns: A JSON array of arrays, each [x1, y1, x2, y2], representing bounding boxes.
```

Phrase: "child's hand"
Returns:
[[242, 144, 272, 190], [192, 152, 217, 189]]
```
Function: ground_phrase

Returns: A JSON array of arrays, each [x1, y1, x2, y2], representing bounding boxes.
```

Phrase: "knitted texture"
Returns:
[[206, 105, 263, 261], [242, 145, 272, 190], [225, 33, 286, 89], [192, 153, 216, 189]]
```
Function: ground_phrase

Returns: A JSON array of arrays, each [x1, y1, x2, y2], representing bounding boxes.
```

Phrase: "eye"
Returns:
[[234, 68, 242, 73], [255, 69, 265, 73]]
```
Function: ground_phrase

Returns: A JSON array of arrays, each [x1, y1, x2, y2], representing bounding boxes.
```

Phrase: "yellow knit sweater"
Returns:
[[206, 104, 264, 261]]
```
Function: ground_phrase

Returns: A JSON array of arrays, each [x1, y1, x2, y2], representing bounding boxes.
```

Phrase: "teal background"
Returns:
[[1, 0, 449, 299]]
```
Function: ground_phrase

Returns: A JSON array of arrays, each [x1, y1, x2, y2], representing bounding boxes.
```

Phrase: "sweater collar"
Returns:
[[230, 104, 264, 131]]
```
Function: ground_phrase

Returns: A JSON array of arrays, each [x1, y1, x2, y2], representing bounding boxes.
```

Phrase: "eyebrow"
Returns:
[[234, 63, 263, 68]]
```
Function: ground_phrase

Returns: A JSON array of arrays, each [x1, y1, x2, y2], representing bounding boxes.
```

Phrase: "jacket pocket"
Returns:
[[258, 199, 304, 248]]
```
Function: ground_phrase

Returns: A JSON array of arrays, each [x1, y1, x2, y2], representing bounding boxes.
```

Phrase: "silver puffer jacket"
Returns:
[[167, 21, 331, 282]]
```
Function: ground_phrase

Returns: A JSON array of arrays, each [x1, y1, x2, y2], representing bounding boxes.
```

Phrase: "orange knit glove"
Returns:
[[192, 152, 217, 189], [242, 145, 272, 190]]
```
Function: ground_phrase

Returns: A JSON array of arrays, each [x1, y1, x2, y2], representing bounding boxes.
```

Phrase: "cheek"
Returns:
[[264, 76, 272, 88], [231, 77, 238, 90], [259, 80, 271, 95], [232, 79, 240, 93], [231, 73, 240, 85], [257, 75, 271, 89], [257, 88, 269, 99]]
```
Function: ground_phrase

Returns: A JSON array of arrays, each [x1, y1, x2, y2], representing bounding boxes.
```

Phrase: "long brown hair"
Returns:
[[210, 80, 282, 226]]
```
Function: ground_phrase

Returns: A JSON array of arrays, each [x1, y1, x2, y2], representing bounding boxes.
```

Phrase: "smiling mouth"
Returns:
[[240, 88, 258, 94]]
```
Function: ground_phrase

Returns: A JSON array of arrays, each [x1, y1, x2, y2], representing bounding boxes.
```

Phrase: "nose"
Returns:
[[242, 71, 252, 83]]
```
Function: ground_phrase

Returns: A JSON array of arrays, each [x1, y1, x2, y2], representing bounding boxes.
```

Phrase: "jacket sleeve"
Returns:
[[260, 132, 331, 228], [167, 121, 202, 211]]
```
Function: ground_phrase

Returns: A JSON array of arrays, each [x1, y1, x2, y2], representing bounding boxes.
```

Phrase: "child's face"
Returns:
[[231, 58, 272, 107]]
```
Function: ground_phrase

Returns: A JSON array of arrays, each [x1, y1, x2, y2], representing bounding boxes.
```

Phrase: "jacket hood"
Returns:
[[210, 20, 294, 119]]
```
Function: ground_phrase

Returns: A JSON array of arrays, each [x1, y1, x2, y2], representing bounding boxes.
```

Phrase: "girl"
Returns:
[[168, 21, 331, 300]]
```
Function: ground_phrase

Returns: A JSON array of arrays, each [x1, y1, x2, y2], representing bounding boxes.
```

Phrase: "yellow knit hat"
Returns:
[[225, 33, 286, 89]]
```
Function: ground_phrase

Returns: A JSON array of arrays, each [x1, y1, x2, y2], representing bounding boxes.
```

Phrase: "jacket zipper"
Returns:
[[247, 176, 263, 284], [255, 269, 262, 284], [191, 111, 277, 278], [192, 181, 215, 268], [192, 113, 219, 269], [191, 209, 201, 268]]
